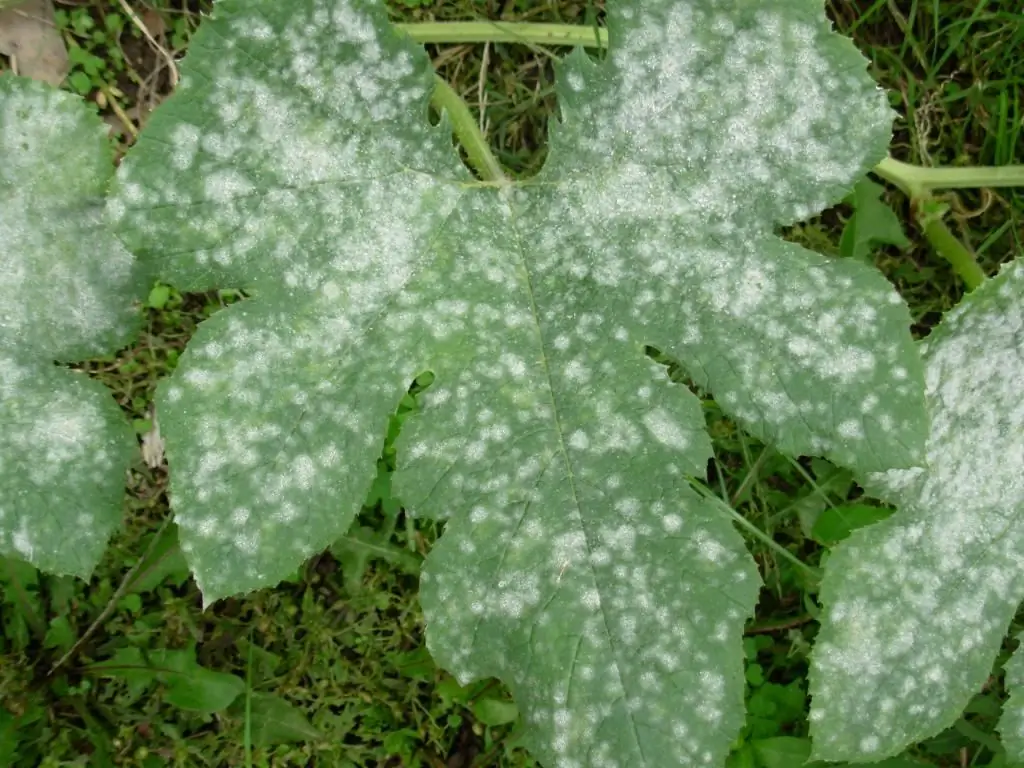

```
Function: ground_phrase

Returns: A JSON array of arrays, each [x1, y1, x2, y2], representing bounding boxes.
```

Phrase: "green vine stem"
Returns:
[[916, 203, 987, 290], [874, 156, 1024, 197], [874, 157, 1023, 290], [429, 75, 507, 183], [397, 21, 606, 49]]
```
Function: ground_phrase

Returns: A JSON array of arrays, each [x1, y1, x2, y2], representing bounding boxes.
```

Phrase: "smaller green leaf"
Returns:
[[436, 676, 472, 706], [472, 696, 519, 727], [42, 615, 74, 651], [839, 179, 910, 263], [726, 743, 758, 768], [747, 681, 807, 740], [150, 648, 245, 713], [165, 666, 244, 712], [126, 524, 190, 594], [811, 502, 893, 545], [0, 710, 20, 763], [330, 525, 420, 592], [146, 284, 172, 309], [0, 556, 43, 650], [67, 70, 92, 95], [999, 633, 1024, 762], [745, 662, 765, 686], [230, 693, 321, 746], [87, 646, 155, 699], [787, 462, 855, 539], [751, 736, 813, 767], [234, 639, 283, 684], [118, 593, 142, 614], [393, 646, 437, 681]]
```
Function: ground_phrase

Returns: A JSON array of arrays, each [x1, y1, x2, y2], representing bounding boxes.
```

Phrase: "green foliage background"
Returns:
[[1, 0, 1023, 766]]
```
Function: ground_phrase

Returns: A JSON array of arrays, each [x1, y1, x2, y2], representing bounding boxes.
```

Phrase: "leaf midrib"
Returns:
[[504, 194, 648, 765]]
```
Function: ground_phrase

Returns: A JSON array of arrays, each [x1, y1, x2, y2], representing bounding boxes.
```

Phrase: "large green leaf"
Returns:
[[0, 76, 143, 577], [810, 258, 1024, 762], [109, 1, 926, 764]]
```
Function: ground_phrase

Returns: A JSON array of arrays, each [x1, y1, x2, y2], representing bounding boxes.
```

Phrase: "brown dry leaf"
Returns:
[[0, 0, 68, 86], [140, 405, 165, 469], [139, 7, 165, 39]]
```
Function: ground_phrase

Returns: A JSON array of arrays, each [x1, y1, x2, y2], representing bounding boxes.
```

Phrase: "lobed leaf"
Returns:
[[0, 76, 143, 577], [810, 259, 1024, 761], [109, 0, 929, 765]]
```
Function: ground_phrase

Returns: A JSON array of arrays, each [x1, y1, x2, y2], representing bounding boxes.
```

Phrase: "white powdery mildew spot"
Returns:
[[1, 80, 138, 359], [0, 363, 125, 574], [642, 407, 692, 450], [811, 260, 1024, 760]]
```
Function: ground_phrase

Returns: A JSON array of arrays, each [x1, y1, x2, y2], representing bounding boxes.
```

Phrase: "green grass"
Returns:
[[2, 0, 1024, 765]]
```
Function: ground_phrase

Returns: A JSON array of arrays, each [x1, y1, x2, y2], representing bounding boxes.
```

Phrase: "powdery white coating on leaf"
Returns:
[[810, 259, 1024, 762], [108, 0, 466, 293], [0, 77, 142, 579], [548, 2, 894, 229], [0, 76, 141, 361], [111, 0, 468, 600], [999, 634, 1024, 762], [159, 293, 444, 600], [111, 0, 927, 764], [537, 2, 927, 472], [0, 356, 137, 576]]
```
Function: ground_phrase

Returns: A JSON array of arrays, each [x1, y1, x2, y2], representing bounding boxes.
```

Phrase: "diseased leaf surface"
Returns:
[[810, 259, 1024, 762], [110, 1, 927, 765], [0, 76, 142, 577]]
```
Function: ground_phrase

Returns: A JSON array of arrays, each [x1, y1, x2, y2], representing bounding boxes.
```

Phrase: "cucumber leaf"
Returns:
[[109, 1, 927, 765]]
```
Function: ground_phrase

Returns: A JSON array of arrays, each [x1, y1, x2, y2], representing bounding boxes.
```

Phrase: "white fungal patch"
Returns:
[[1, 78, 139, 361], [642, 408, 692, 450], [0, 354, 131, 577], [811, 261, 1024, 761]]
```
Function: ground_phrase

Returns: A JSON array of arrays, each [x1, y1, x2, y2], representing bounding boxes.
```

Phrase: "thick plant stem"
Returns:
[[919, 214, 987, 290], [398, 21, 606, 49], [875, 156, 1024, 196], [430, 75, 507, 183]]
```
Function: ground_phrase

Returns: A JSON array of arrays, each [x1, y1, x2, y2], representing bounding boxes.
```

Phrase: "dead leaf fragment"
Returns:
[[0, 0, 69, 86], [140, 405, 165, 469]]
